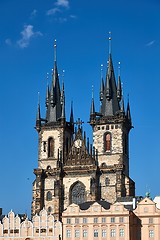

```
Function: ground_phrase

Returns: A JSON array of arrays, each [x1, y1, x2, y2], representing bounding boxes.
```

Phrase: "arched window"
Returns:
[[46, 191, 52, 201], [48, 207, 52, 213], [48, 137, 54, 158], [104, 133, 111, 152], [70, 182, 86, 205]]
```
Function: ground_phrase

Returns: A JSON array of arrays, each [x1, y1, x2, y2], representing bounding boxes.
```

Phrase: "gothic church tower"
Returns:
[[90, 37, 135, 203], [31, 41, 74, 219], [32, 38, 135, 219]]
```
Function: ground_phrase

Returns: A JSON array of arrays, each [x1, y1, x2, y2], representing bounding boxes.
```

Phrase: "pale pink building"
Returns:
[[0, 209, 62, 240], [62, 201, 139, 240], [134, 197, 160, 240]]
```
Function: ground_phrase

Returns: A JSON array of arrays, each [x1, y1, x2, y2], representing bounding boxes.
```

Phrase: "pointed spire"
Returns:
[[117, 62, 122, 101], [45, 73, 50, 108], [109, 31, 112, 55], [100, 34, 121, 116], [126, 96, 132, 123], [90, 85, 95, 115], [100, 64, 104, 102], [45, 39, 62, 123], [60, 71, 65, 120], [70, 101, 74, 126], [36, 92, 41, 132], [121, 96, 125, 113], [106, 73, 111, 100], [36, 92, 41, 121]]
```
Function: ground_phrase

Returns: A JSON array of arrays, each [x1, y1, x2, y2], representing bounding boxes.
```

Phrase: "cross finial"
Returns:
[[54, 39, 57, 62], [92, 85, 94, 99], [38, 91, 40, 105], [46, 72, 49, 85], [101, 64, 103, 79], [108, 31, 112, 54], [118, 61, 121, 77], [74, 118, 84, 129], [62, 69, 65, 84]]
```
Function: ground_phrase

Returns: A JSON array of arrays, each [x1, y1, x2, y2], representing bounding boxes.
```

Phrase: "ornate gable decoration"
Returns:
[[65, 127, 95, 166]]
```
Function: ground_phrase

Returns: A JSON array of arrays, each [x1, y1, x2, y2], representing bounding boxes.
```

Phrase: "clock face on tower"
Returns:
[[74, 139, 82, 148]]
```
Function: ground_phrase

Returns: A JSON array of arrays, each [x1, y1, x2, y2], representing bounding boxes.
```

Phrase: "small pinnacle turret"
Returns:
[[60, 81, 65, 120], [126, 100, 132, 123], [117, 62, 122, 102], [70, 102, 74, 127], [36, 93, 41, 132]]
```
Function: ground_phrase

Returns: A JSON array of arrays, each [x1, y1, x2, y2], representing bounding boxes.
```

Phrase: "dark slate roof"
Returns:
[[117, 196, 134, 202], [101, 54, 120, 116], [79, 200, 110, 210]]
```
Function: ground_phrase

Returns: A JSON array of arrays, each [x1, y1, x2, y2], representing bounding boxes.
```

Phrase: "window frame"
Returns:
[[104, 132, 111, 152]]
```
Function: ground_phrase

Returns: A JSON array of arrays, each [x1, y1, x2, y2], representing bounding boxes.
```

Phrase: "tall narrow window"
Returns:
[[149, 230, 154, 238], [94, 229, 98, 237], [48, 207, 52, 213], [119, 229, 124, 237], [46, 191, 52, 201], [102, 229, 106, 237], [48, 137, 54, 157], [83, 229, 88, 237], [105, 133, 111, 151], [111, 229, 116, 237], [66, 230, 71, 238]]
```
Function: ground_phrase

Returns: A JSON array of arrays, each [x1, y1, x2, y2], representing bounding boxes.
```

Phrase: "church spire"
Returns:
[[70, 101, 74, 126], [90, 86, 95, 116], [36, 92, 41, 132], [117, 62, 122, 102], [126, 98, 132, 123], [60, 71, 66, 120], [45, 40, 62, 123], [100, 64, 104, 102], [101, 33, 120, 116]]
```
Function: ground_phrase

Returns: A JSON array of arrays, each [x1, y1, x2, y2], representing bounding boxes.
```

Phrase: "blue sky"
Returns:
[[0, 0, 160, 216]]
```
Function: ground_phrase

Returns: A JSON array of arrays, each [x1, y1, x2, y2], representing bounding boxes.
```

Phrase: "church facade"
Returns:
[[0, 39, 160, 240], [31, 39, 135, 219]]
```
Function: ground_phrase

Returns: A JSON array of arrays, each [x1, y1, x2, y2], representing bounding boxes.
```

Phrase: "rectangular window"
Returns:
[[75, 230, 80, 238], [149, 218, 153, 224], [94, 217, 98, 223], [102, 217, 106, 223], [83, 229, 88, 237], [149, 230, 154, 238], [66, 230, 71, 238], [111, 217, 115, 223], [111, 229, 116, 237], [83, 218, 87, 224], [75, 218, 79, 224], [102, 229, 106, 237], [67, 218, 71, 224], [119, 217, 124, 223], [119, 229, 124, 237], [94, 229, 98, 237]]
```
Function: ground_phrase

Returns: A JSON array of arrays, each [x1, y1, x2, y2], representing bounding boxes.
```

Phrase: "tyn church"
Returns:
[[31, 39, 135, 219]]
